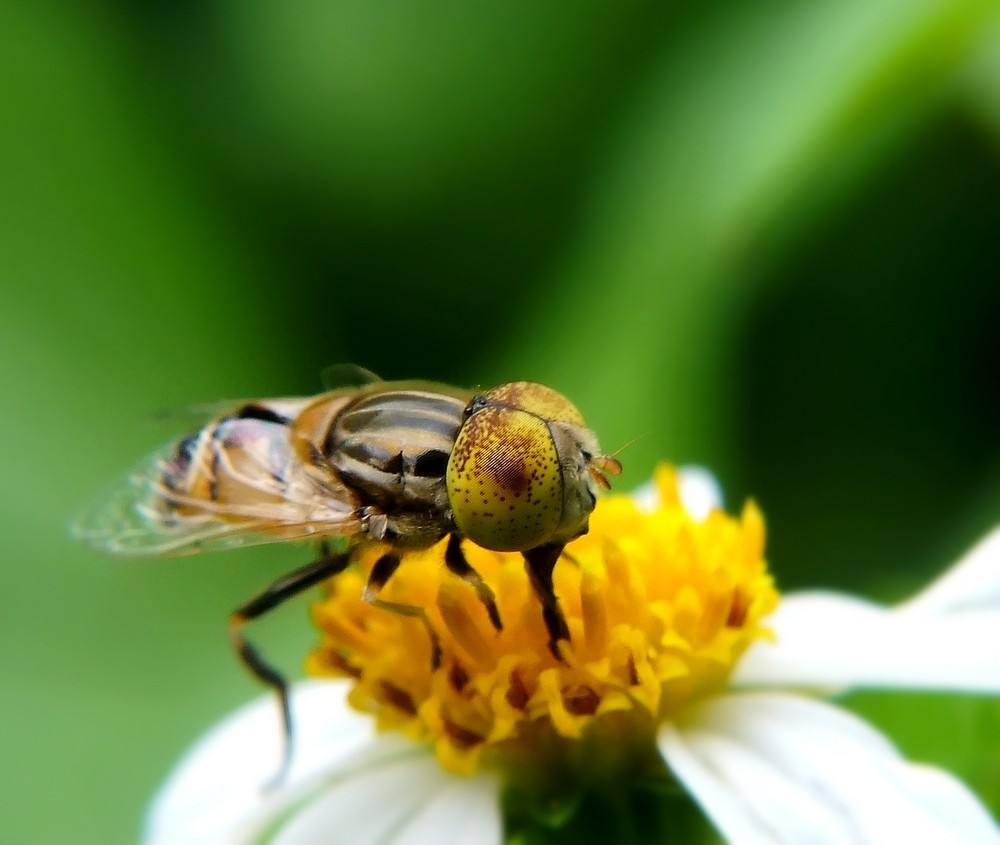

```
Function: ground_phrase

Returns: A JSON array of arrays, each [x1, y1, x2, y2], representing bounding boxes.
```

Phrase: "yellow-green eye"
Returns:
[[483, 382, 584, 426], [447, 407, 562, 551]]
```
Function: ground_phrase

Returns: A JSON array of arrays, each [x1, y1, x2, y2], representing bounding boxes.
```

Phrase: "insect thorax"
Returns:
[[325, 388, 468, 540]]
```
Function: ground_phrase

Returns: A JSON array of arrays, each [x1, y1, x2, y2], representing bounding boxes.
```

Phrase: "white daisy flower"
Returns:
[[145, 466, 1000, 845]]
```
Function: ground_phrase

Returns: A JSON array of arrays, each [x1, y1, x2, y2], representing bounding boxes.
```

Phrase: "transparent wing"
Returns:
[[73, 429, 362, 558], [147, 400, 246, 428], [148, 397, 311, 428], [319, 363, 383, 391]]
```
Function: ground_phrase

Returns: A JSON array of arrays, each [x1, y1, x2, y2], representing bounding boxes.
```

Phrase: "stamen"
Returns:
[[626, 654, 640, 687], [448, 662, 470, 693], [580, 569, 609, 658], [380, 680, 417, 715], [563, 685, 600, 716], [311, 647, 362, 679], [437, 580, 496, 667], [726, 588, 751, 628], [442, 717, 484, 749], [505, 670, 530, 710]]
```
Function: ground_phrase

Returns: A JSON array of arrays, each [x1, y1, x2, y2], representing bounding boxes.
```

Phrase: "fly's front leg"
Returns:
[[229, 542, 351, 785], [445, 534, 502, 632], [358, 505, 392, 542], [523, 542, 570, 660], [363, 552, 442, 669]]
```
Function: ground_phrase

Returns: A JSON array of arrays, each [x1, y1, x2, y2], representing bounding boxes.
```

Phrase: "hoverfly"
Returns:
[[75, 368, 621, 767]]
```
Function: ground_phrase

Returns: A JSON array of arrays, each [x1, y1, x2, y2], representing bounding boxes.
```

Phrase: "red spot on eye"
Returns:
[[483, 451, 531, 494]]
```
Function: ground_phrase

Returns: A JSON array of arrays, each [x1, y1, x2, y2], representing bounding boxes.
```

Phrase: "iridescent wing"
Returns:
[[73, 413, 363, 558]]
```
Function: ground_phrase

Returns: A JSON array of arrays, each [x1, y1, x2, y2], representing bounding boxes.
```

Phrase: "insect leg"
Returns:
[[229, 543, 351, 785], [523, 543, 570, 660], [444, 534, 503, 632], [363, 552, 442, 669]]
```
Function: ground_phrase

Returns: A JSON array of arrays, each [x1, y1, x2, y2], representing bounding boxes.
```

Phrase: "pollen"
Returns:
[[306, 466, 779, 774]]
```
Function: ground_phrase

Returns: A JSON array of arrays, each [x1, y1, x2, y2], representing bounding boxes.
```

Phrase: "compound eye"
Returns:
[[447, 407, 562, 551], [484, 382, 584, 425]]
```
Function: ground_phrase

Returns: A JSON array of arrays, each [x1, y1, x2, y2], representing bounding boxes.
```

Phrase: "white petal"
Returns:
[[900, 764, 1000, 842], [632, 465, 723, 520], [658, 724, 777, 845], [144, 680, 411, 845], [733, 589, 1000, 692], [735, 527, 1000, 692], [392, 771, 502, 845], [271, 757, 501, 845], [900, 526, 1000, 616], [677, 730, 857, 844], [659, 692, 1000, 845], [678, 465, 724, 521]]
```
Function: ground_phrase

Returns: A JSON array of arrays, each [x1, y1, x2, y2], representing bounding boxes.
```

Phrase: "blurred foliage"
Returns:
[[2, 1, 998, 842]]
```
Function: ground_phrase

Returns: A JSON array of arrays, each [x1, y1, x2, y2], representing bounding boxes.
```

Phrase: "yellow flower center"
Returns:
[[306, 466, 779, 774]]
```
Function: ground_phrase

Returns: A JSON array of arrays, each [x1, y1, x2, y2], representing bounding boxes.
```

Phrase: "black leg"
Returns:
[[229, 544, 351, 786], [444, 534, 503, 632], [523, 543, 570, 660], [363, 552, 442, 669]]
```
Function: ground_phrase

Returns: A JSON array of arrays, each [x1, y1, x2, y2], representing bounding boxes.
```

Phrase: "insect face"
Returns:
[[446, 382, 609, 552]]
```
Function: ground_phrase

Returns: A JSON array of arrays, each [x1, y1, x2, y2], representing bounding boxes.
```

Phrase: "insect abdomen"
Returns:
[[160, 401, 309, 517], [326, 389, 467, 512]]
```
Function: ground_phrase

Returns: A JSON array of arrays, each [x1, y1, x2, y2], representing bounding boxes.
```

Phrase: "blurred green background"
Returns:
[[4, 1, 999, 842]]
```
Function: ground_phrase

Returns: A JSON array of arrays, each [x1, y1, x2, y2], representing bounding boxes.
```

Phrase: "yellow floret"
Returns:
[[306, 465, 779, 773]]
